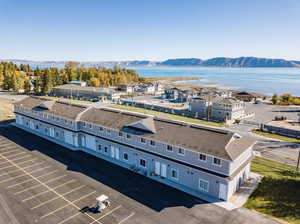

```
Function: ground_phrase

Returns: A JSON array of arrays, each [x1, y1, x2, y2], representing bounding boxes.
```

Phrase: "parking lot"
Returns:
[[0, 134, 135, 224], [0, 125, 281, 224]]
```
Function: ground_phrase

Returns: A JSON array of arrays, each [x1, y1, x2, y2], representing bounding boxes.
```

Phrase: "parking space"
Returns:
[[0, 136, 136, 224]]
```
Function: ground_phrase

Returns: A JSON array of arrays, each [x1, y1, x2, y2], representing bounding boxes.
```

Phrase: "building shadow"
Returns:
[[0, 125, 205, 212]]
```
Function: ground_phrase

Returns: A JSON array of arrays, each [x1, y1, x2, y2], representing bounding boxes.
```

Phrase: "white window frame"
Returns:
[[166, 145, 173, 152], [126, 134, 131, 139], [199, 153, 207, 162], [171, 168, 179, 180], [139, 158, 146, 168], [140, 137, 146, 144], [213, 157, 222, 166], [199, 178, 209, 192], [178, 148, 185, 156], [150, 140, 156, 147], [123, 153, 129, 161]]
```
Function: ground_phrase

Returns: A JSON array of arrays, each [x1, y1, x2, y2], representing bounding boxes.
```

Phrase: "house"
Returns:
[[211, 98, 246, 122], [67, 81, 87, 87], [118, 84, 135, 93], [234, 91, 257, 102], [163, 87, 197, 102], [189, 97, 247, 122], [51, 84, 120, 101], [13, 96, 255, 202]]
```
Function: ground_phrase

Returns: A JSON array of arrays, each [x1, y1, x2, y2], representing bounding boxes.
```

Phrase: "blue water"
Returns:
[[129, 66, 300, 96]]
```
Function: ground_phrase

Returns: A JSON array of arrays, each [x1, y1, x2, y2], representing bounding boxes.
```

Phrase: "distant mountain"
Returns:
[[1, 57, 300, 68]]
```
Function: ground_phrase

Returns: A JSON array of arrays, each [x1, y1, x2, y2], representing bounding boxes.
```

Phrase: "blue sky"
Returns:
[[0, 0, 299, 61]]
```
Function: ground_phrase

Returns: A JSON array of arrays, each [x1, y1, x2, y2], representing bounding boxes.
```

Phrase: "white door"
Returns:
[[115, 148, 119, 160], [219, 183, 227, 200], [49, 127, 55, 137], [29, 120, 34, 129], [111, 146, 115, 158], [65, 131, 73, 145], [154, 161, 160, 175], [86, 135, 96, 150], [161, 164, 167, 178], [81, 135, 86, 147]]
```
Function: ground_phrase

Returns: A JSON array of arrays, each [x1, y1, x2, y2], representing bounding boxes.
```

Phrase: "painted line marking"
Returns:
[[7, 169, 58, 189], [89, 205, 122, 224], [40, 190, 96, 219], [10, 154, 32, 162], [0, 160, 42, 177], [15, 174, 68, 195], [22, 179, 76, 202], [21, 161, 46, 169], [0, 143, 12, 148], [0, 152, 101, 223], [31, 185, 86, 210], [57, 212, 81, 224], [0, 173, 28, 184], [5, 151, 27, 159], [118, 212, 135, 224], [15, 158, 39, 166], [1, 149, 21, 155]]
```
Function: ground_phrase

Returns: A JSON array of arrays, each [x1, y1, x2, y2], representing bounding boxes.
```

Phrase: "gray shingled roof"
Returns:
[[14, 97, 87, 120], [80, 107, 255, 161]]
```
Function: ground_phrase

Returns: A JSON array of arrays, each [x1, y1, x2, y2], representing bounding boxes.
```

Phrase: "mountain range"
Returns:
[[1, 57, 300, 68]]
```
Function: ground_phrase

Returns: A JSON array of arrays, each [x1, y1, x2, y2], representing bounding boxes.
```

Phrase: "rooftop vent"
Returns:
[[125, 117, 156, 133], [37, 101, 55, 110]]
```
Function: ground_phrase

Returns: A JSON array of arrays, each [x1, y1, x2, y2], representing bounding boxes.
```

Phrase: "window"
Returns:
[[213, 157, 221, 166], [45, 128, 49, 134], [99, 127, 103, 132], [140, 138, 146, 143], [98, 145, 102, 151], [35, 124, 39, 130], [88, 124, 92, 129], [178, 148, 185, 155], [139, 159, 146, 167], [64, 119, 67, 124], [104, 147, 108, 153], [55, 132, 59, 137], [199, 154, 207, 161], [123, 153, 128, 161], [82, 122, 86, 127], [150, 140, 155, 146], [118, 132, 123, 137], [199, 179, 209, 192], [166, 145, 173, 152], [171, 169, 179, 180], [107, 129, 111, 134], [126, 134, 131, 139]]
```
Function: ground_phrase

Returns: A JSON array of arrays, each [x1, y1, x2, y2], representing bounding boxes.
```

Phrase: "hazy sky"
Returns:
[[0, 0, 299, 61]]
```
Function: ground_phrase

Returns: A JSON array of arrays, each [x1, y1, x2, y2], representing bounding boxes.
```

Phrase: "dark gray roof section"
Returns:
[[80, 107, 255, 160], [15, 96, 87, 120]]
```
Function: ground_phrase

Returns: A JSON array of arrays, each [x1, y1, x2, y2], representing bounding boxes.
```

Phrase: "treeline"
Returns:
[[271, 94, 300, 105], [0, 61, 144, 94]]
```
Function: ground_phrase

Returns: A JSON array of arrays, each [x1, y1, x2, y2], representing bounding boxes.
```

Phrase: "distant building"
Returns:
[[163, 87, 197, 102], [234, 91, 258, 102], [118, 84, 135, 93], [189, 97, 247, 122], [67, 81, 87, 87], [51, 84, 120, 101]]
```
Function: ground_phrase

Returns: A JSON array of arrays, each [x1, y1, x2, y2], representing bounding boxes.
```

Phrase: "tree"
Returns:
[[24, 79, 31, 94], [271, 94, 278, 105], [89, 77, 100, 87]]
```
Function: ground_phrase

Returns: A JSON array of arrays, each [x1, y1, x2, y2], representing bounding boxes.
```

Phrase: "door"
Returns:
[[115, 148, 119, 160], [161, 164, 167, 178], [155, 161, 160, 175], [111, 146, 115, 158], [219, 183, 227, 200]]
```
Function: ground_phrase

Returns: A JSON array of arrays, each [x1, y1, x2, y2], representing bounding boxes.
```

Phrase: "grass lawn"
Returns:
[[109, 104, 224, 127], [252, 130, 300, 144], [245, 157, 300, 224]]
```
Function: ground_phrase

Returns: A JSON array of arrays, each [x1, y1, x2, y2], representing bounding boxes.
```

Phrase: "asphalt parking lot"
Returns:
[[0, 125, 280, 224]]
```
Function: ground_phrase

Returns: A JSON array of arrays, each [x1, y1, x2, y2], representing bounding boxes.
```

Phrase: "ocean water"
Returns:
[[130, 66, 300, 96]]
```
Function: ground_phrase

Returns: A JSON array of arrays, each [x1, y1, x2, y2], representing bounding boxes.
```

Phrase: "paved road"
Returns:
[[0, 125, 281, 224]]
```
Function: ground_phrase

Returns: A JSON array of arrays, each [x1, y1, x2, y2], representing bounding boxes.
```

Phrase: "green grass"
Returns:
[[109, 104, 224, 127], [252, 130, 300, 144], [245, 157, 300, 224]]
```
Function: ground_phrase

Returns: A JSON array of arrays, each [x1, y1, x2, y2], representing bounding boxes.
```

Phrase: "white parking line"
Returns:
[[0, 151, 102, 224], [10, 154, 32, 162], [89, 205, 122, 224], [15, 175, 68, 195], [22, 179, 76, 202], [0, 143, 12, 148], [31, 185, 86, 210], [1, 149, 21, 155], [57, 212, 82, 224], [118, 212, 135, 224], [5, 151, 27, 159], [0, 160, 41, 177], [40, 190, 96, 219], [0, 173, 28, 184], [7, 169, 58, 189]]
